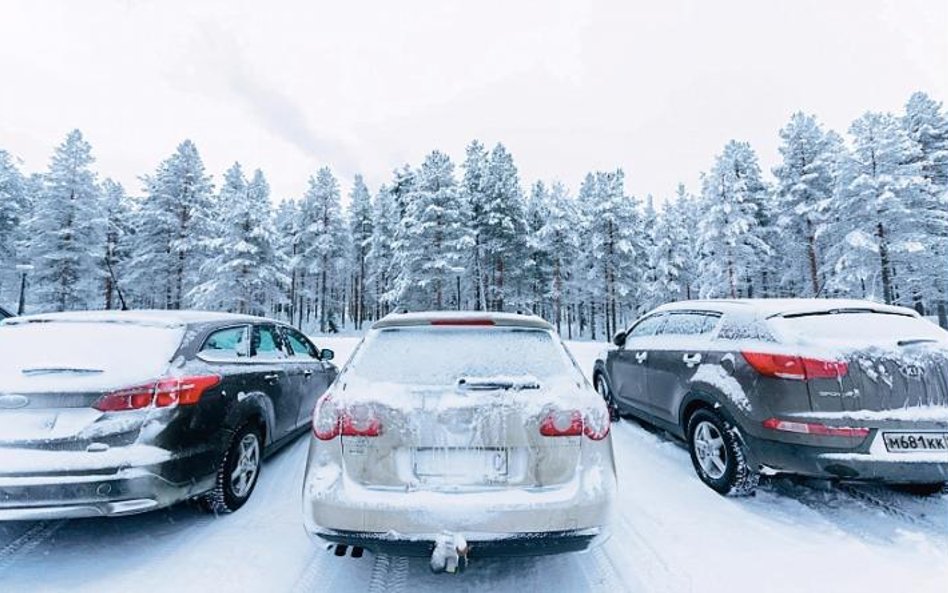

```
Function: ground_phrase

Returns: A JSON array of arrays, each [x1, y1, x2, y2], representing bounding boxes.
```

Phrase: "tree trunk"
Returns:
[[877, 222, 893, 305]]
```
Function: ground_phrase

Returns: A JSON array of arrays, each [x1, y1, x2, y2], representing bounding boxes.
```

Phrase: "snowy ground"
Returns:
[[1, 337, 946, 592]]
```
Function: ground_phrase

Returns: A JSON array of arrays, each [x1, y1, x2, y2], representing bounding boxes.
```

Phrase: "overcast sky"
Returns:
[[1, 0, 946, 204]]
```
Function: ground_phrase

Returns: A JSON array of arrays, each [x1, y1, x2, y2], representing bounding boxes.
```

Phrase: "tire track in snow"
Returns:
[[582, 545, 630, 592], [837, 484, 946, 533], [0, 520, 67, 574], [367, 553, 408, 593]]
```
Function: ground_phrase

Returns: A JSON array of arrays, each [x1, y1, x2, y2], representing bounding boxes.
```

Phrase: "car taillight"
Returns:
[[762, 417, 869, 438], [312, 396, 383, 440], [93, 374, 221, 412], [539, 408, 611, 440], [742, 351, 848, 380]]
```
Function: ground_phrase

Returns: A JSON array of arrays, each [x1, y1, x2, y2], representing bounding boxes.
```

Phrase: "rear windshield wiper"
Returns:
[[897, 338, 939, 347], [21, 367, 104, 376], [457, 377, 541, 391]]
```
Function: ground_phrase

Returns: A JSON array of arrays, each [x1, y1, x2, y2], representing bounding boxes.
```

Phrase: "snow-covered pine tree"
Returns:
[[366, 184, 398, 318], [128, 140, 214, 309], [347, 174, 373, 327], [0, 150, 26, 305], [99, 179, 132, 310], [299, 167, 347, 332], [461, 140, 490, 310], [648, 185, 697, 306], [191, 166, 285, 315], [392, 150, 468, 310], [524, 181, 552, 318], [535, 180, 579, 334], [578, 169, 646, 338], [274, 198, 305, 325], [29, 130, 103, 312], [695, 141, 771, 299], [826, 112, 930, 305], [772, 113, 841, 296], [479, 143, 528, 312]]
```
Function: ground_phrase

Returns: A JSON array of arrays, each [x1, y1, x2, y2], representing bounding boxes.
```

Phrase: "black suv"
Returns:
[[594, 299, 948, 496], [0, 310, 337, 519]]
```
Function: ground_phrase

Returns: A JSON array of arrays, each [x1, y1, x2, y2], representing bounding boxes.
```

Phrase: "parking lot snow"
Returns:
[[0, 337, 944, 593]]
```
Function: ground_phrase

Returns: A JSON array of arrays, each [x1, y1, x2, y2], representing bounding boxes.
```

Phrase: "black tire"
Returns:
[[200, 423, 263, 514], [687, 408, 758, 497], [890, 482, 946, 497], [595, 374, 622, 422]]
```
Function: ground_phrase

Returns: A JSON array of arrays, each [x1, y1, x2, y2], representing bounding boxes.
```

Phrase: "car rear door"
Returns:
[[647, 310, 721, 423], [609, 313, 666, 413], [280, 326, 334, 427], [249, 323, 298, 440]]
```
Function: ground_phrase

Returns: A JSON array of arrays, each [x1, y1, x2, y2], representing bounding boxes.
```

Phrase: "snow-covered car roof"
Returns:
[[372, 310, 554, 330], [653, 298, 917, 319], [4, 309, 271, 328]]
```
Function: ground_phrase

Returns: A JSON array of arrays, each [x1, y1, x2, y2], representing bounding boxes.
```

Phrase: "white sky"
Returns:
[[1, 0, 946, 204]]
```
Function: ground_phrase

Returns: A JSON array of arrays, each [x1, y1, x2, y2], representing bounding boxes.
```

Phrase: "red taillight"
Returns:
[[312, 396, 383, 440], [539, 408, 611, 440], [762, 417, 869, 438], [429, 318, 496, 326], [742, 351, 848, 381], [93, 375, 221, 412]]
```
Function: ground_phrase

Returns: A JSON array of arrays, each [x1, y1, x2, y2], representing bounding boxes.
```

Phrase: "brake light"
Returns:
[[742, 352, 848, 380], [430, 318, 496, 326], [93, 375, 221, 412], [312, 396, 383, 440], [762, 417, 869, 438], [539, 408, 611, 440]]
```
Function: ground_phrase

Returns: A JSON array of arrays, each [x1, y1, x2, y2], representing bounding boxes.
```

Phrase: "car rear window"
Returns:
[[769, 312, 947, 344], [0, 321, 185, 390], [348, 327, 580, 386]]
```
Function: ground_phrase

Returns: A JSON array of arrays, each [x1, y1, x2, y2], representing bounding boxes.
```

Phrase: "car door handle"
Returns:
[[635, 351, 648, 364], [303, 369, 313, 378], [682, 353, 702, 366], [263, 373, 280, 382]]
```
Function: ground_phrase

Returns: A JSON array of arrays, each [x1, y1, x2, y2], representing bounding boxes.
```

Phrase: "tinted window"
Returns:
[[769, 312, 946, 344], [283, 328, 318, 359], [200, 325, 249, 359], [252, 325, 286, 359], [628, 314, 665, 338], [660, 312, 720, 336]]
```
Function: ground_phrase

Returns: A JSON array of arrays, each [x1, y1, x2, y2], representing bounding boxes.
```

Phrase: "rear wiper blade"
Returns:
[[897, 338, 939, 347], [21, 367, 104, 376], [457, 377, 541, 391]]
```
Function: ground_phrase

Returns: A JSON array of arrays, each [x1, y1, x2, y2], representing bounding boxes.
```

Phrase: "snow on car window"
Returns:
[[348, 327, 578, 386], [659, 312, 719, 336], [769, 312, 947, 345], [0, 321, 184, 390]]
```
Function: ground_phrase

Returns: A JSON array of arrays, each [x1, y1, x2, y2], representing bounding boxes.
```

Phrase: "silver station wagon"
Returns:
[[302, 312, 616, 573]]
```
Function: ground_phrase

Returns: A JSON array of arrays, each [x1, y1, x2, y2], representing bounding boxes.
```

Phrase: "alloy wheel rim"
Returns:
[[693, 420, 727, 480], [230, 433, 260, 498]]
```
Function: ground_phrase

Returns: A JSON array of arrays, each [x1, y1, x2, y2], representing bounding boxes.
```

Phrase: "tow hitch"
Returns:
[[429, 532, 469, 574]]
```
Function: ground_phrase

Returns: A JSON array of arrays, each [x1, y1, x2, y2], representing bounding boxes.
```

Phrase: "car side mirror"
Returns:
[[612, 331, 627, 348], [320, 348, 335, 361]]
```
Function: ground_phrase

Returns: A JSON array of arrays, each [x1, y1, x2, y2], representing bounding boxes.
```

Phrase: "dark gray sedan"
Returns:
[[0, 310, 336, 519], [594, 299, 948, 496]]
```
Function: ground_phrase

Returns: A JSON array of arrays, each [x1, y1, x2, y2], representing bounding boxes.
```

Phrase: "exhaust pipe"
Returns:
[[430, 532, 469, 574]]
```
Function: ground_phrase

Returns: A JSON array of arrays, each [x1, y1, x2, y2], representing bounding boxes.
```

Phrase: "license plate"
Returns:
[[412, 448, 508, 484], [882, 432, 948, 453]]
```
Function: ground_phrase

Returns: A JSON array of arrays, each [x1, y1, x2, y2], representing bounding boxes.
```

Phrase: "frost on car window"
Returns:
[[348, 328, 577, 386], [717, 317, 775, 342], [770, 312, 947, 345], [628, 314, 665, 337], [660, 312, 720, 336]]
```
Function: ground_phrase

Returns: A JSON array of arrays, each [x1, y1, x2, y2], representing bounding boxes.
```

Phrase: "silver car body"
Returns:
[[302, 312, 616, 557]]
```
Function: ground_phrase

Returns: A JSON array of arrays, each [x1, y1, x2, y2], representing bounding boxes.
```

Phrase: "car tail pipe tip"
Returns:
[[429, 532, 469, 574]]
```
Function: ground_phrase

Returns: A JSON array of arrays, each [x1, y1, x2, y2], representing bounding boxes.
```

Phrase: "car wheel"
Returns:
[[595, 374, 621, 422], [890, 482, 946, 497], [687, 408, 758, 497], [201, 423, 263, 514]]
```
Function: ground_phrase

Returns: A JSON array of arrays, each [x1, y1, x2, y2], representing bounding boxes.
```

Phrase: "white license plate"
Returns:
[[412, 448, 508, 484], [882, 432, 948, 453]]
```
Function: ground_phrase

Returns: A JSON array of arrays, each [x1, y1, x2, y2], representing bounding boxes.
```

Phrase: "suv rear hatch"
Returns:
[[768, 310, 948, 416]]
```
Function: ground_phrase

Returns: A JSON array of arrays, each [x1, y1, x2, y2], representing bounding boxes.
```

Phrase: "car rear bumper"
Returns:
[[750, 431, 948, 484], [312, 526, 606, 557], [0, 445, 217, 520]]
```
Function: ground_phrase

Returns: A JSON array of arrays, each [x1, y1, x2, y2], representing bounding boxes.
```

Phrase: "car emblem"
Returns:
[[0, 394, 29, 409], [898, 363, 924, 379]]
